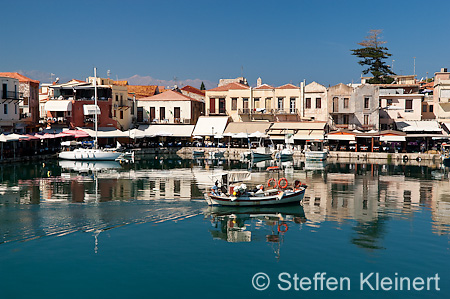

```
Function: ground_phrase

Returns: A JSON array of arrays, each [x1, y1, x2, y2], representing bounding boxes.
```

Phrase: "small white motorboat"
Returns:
[[275, 148, 294, 160]]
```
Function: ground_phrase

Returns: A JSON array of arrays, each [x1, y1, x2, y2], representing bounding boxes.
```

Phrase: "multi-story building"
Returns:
[[304, 81, 328, 122], [378, 84, 423, 130], [328, 83, 380, 131], [136, 89, 204, 124], [433, 68, 450, 121], [0, 72, 40, 132], [46, 77, 132, 130], [328, 83, 355, 130], [0, 76, 21, 133], [205, 79, 304, 122]]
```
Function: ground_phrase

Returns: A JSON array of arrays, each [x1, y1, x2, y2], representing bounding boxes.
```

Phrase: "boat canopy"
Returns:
[[210, 171, 252, 184]]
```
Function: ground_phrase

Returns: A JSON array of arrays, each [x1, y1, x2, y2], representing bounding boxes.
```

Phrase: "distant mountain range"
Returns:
[[122, 75, 215, 90], [14, 70, 216, 90]]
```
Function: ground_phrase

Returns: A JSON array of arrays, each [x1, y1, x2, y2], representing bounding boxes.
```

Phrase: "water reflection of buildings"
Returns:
[[301, 163, 450, 237], [2, 160, 450, 248]]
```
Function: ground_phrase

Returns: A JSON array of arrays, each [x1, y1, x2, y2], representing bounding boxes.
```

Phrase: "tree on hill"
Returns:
[[351, 29, 395, 84], [200, 82, 206, 90]]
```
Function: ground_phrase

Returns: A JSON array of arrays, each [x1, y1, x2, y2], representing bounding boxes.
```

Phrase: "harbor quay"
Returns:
[[0, 142, 444, 166]]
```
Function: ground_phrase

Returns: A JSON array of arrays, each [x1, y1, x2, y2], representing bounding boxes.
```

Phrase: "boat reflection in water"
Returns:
[[58, 160, 122, 172], [304, 160, 327, 171], [205, 205, 307, 260]]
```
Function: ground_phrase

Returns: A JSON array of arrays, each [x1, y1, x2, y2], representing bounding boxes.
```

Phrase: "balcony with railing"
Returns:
[[238, 108, 299, 115], [207, 109, 227, 116], [1, 91, 23, 100]]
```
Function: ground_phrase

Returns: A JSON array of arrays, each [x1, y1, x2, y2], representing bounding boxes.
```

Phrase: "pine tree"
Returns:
[[200, 82, 205, 90], [351, 29, 395, 84]]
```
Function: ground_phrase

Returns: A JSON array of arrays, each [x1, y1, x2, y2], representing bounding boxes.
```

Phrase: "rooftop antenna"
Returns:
[[241, 65, 244, 77], [413, 57, 416, 79]]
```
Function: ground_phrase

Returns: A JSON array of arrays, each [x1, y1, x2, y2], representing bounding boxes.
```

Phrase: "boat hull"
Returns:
[[58, 149, 122, 161], [305, 150, 327, 161], [205, 188, 305, 207], [252, 152, 272, 159]]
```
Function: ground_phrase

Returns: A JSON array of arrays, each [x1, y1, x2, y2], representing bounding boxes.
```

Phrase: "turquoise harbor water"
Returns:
[[0, 157, 449, 298]]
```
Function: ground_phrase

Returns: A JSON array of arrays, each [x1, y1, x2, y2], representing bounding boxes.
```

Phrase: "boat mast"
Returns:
[[94, 67, 98, 149]]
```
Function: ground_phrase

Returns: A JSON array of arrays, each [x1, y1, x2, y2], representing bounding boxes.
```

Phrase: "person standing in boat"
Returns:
[[211, 181, 220, 195]]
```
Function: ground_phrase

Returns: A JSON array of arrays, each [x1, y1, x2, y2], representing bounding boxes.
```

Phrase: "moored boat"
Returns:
[[204, 168, 307, 207]]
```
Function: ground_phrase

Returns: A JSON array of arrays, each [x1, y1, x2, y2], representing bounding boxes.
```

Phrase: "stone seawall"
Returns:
[[133, 147, 443, 163]]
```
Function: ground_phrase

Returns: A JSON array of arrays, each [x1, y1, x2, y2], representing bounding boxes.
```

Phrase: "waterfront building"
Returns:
[[327, 83, 355, 130], [136, 89, 204, 125], [378, 84, 423, 130], [0, 76, 21, 133], [46, 77, 132, 130], [0, 72, 40, 133], [433, 68, 450, 121], [205, 78, 304, 123], [304, 82, 328, 122]]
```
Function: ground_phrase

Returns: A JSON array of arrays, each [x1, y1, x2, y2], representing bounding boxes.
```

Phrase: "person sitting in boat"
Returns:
[[211, 181, 220, 196]]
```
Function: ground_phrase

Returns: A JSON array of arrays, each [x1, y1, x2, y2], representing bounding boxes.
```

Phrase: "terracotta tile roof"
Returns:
[[127, 85, 159, 99], [276, 83, 299, 89], [0, 72, 40, 84], [113, 80, 128, 86], [254, 84, 275, 90], [208, 82, 250, 92], [374, 84, 420, 88], [181, 85, 205, 96], [138, 89, 203, 102]]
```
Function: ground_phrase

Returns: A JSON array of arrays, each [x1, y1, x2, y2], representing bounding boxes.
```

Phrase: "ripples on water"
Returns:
[[1, 157, 449, 246]]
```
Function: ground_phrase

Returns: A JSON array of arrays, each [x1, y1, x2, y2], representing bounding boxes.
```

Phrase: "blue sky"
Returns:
[[1, 0, 449, 88]]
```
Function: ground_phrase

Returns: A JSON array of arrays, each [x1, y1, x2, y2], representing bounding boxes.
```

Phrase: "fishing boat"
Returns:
[[58, 68, 121, 161], [251, 146, 272, 159], [204, 167, 307, 207]]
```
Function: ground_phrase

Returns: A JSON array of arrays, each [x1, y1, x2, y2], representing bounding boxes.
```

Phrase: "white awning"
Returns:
[[380, 135, 406, 142], [83, 105, 100, 115], [140, 124, 194, 137], [395, 121, 442, 132], [44, 100, 72, 112], [128, 125, 194, 138], [82, 128, 129, 138], [327, 134, 356, 141], [192, 116, 229, 136], [294, 129, 325, 140]]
